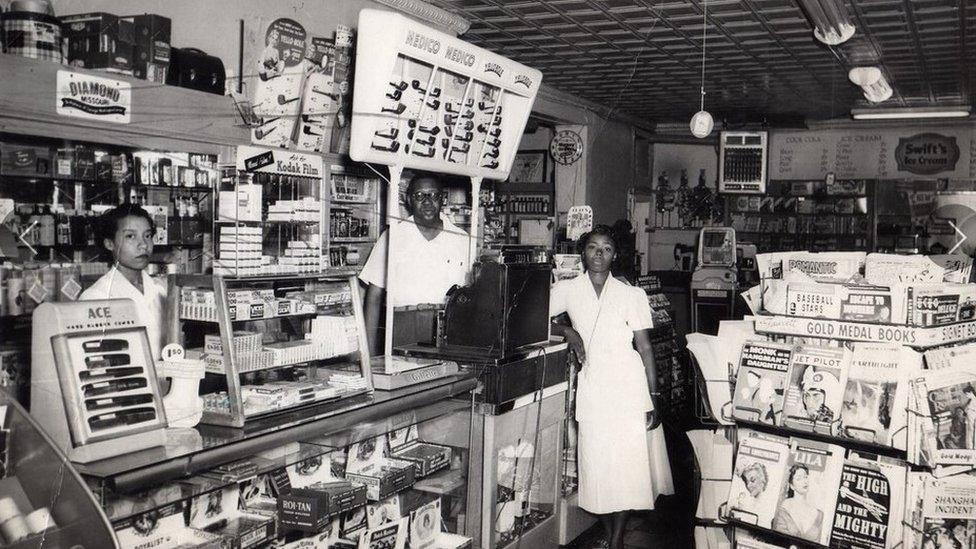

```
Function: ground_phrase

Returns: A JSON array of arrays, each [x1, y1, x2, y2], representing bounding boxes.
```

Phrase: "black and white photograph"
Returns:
[[0, 1, 974, 549]]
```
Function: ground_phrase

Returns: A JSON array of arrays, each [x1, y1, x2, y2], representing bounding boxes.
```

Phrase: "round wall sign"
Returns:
[[266, 18, 307, 68], [550, 130, 584, 165]]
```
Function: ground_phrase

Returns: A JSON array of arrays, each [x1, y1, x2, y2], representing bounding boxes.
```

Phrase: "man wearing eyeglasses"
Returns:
[[359, 171, 471, 355]]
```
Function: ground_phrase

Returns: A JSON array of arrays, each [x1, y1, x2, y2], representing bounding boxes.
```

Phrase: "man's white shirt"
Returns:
[[359, 215, 470, 307]]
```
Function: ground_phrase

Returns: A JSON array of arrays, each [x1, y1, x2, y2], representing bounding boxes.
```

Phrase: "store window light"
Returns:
[[848, 67, 892, 103], [797, 0, 856, 45]]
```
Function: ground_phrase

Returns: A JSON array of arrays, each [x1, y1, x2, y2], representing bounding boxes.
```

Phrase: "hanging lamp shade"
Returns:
[[848, 66, 893, 103]]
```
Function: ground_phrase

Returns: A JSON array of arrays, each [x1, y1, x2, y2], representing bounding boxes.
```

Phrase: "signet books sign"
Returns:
[[894, 133, 959, 175], [56, 70, 131, 124]]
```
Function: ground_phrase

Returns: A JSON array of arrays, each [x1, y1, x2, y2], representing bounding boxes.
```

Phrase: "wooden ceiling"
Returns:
[[427, 0, 975, 127]]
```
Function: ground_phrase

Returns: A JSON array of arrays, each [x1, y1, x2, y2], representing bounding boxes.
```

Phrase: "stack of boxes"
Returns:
[[280, 236, 323, 274], [61, 13, 171, 81], [204, 331, 267, 374], [267, 198, 321, 222], [215, 226, 262, 277], [179, 287, 217, 322], [308, 315, 360, 357]]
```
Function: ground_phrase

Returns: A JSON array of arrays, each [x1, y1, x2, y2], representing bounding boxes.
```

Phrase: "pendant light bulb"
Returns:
[[691, 111, 714, 138]]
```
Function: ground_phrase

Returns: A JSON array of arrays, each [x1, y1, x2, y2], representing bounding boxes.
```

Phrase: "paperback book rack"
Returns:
[[688, 251, 976, 549]]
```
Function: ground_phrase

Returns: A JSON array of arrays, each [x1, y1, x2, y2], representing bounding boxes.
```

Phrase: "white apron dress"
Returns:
[[550, 273, 667, 514]]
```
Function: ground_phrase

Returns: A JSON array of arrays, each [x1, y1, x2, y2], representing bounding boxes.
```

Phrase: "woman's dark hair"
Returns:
[[785, 463, 809, 498], [576, 224, 617, 254], [99, 203, 156, 244]]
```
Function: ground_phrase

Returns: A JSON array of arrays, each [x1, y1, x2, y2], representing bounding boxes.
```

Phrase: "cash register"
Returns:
[[399, 261, 568, 409]]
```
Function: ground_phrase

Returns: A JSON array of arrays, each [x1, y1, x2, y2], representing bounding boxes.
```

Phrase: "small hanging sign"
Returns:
[[567, 205, 593, 241], [56, 70, 131, 124]]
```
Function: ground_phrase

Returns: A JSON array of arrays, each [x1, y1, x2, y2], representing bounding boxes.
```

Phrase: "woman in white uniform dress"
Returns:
[[80, 204, 167, 361], [550, 225, 661, 549]]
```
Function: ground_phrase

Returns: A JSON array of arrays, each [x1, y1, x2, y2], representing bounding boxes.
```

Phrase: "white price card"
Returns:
[[567, 205, 593, 241]]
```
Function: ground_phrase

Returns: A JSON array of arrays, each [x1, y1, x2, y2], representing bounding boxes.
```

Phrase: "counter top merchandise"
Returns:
[[688, 249, 976, 549]]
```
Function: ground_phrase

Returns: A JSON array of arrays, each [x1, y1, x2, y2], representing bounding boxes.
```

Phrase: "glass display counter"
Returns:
[[555, 359, 597, 545], [466, 387, 566, 549], [77, 372, 477, 548], [0, 390, 115, 548]]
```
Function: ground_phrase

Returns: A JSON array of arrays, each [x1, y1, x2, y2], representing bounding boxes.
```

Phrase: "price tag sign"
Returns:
[[161, 343, 186, 362], [567, 205, 593, 241]]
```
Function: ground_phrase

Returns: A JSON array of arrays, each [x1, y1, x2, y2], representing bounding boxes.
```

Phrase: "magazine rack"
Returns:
[[697, 307, 976, 549]]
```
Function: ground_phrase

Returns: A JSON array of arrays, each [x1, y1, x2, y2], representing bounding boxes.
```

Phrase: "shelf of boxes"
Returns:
[[325, 164, 380, 273], [170, 272, 372, 428]]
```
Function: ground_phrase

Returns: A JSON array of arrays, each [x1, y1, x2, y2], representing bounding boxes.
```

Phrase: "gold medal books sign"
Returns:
[[29, 299, 167, 463]]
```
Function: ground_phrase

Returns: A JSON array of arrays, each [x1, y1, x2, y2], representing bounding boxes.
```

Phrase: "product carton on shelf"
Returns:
[[344, 436, 417, 501], [278, 481, 368, 533], [386, 424, 452, 479], [218, 184, 263, 222], [785, 280, 907, 325]]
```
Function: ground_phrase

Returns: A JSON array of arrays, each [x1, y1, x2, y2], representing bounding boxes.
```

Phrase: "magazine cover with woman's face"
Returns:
[[772, 439, 844, 545], [726, 432, 790, 529]]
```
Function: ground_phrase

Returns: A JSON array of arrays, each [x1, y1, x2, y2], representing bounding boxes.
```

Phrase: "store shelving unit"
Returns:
[[76, 374, 478, 545], [640, 275, 692, 426], [728, 179, 874, 253], [494, 179, 555, 246], [325, 163, 381, 272], [467, 388, 566, 549]]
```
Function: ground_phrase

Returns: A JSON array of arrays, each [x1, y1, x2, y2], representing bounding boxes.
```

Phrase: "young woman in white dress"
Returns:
[[550, 225, 661, 549]]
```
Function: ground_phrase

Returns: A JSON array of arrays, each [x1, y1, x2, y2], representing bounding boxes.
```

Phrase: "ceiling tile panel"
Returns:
[[425, 0, 972, 124]]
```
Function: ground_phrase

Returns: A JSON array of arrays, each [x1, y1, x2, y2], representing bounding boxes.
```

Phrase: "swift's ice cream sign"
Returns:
[[56, 70, 131, 124], [895, 133, 959, 175]]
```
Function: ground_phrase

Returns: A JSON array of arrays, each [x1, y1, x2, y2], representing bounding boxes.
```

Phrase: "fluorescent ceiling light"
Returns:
[[851, 106, 971, 120], [796, 0, 856, 45]]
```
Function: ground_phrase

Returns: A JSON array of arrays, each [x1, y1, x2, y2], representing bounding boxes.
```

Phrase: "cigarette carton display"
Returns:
[[345, 461, 417, 502]]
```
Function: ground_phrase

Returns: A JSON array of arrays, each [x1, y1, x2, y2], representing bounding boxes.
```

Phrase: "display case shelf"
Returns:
[[733, 419, 906, 461], [331, 236, 374, 243], [100, 440, 337, 524]]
